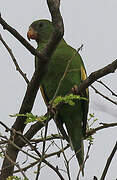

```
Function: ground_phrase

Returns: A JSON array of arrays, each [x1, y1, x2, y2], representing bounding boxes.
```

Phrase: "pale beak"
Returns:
[[27, 27, 38, 41]]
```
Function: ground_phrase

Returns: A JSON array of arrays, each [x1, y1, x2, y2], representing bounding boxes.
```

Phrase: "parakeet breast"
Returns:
[[39, 39, 84, 101]]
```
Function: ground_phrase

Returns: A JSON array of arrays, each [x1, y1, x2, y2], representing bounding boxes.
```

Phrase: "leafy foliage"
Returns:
[[0, 152, 3, 158], [88, 113, 98, 127], [6, 176, 28, 180], [10, 113, 46, 124], [10, 94, 87, 124], [50, 93, 87, 107], [0, 134, 3, 158], [86, 113, 98, 144]]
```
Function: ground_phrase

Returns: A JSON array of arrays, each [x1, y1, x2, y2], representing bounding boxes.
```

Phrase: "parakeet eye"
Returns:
[[39, 22, 43, 28]]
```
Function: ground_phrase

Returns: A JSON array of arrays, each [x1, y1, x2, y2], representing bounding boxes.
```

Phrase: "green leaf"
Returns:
[[0, 152, 3, 158], [7, 176, 21, 180], [50, 93, 87, 108], [9, 114, 26, 117], [86, 136, 94, 144], [10, 113, 47, 124], [6, 176, 28, 180]]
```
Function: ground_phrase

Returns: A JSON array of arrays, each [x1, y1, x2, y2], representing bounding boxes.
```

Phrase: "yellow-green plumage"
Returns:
[[29, 19, 89, 174]]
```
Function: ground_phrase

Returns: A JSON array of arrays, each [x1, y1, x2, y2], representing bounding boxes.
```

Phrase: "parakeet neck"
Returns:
[[36, 38, 66, 50], [36, 40, 48, 50]]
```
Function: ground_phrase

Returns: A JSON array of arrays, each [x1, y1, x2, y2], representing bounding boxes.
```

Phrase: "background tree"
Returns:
[[0, 0, 117, 180]]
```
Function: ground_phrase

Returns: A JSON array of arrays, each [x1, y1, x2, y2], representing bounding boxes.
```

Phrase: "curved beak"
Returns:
[[27, 27, 38, 41]]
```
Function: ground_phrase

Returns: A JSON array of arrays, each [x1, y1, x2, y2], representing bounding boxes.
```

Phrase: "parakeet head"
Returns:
[[27, 19, 53, 44]]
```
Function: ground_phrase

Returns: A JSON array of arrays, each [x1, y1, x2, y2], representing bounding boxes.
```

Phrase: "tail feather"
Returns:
[[72, 138, 84, 176], [58, 102, 85, 176]]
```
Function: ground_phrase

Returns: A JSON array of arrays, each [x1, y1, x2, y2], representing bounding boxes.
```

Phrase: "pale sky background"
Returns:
[[0, 0, 117, 180]]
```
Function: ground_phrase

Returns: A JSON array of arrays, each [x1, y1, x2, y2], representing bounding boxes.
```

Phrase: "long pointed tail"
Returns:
[[71, 138, 84, 176], [75, 140, 84, 176]]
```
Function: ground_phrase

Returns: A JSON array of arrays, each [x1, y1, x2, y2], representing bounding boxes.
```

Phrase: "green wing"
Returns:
[[39, 40, 89, 174]]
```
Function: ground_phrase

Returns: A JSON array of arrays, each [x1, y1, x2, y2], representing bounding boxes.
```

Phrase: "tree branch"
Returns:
[[86, 122, 117, 137], [97, 80, 117, 97], [13, 160, 39, 174], [91, 85, 117, 105], [100, 141, 117, 180], [0, 0, 64, 179], [0, 33, 29, 84], [77, 59, 117, 94], [31, 134, 64, 144], [0, 14, 45, 60]]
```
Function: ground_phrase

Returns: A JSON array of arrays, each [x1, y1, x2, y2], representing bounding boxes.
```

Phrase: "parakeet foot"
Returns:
[[72, 84, 78, 94], [47, 105, 56, 116]]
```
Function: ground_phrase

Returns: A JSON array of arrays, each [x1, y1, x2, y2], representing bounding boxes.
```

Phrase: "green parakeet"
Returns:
[[27, 20, 89, 174]]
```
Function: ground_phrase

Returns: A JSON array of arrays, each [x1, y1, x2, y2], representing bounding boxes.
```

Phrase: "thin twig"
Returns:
[[58, 129, 71, 180], [0, 33, 29, 84], [77, 143, 92, 180], [14, 160, 39, 173], [97, 80, 117, 97], [0, 135, 8, 145], [100, 141, 117, 180], [86, 122, 117, 137], [43, 158, 65, 180], [9, 140, 38, 160], [91, 85, 117, 105], [0, 140, 8, 145], [35, 117, 49, 180], [45, 141, 54, 153], [0, 121, 11, 132], [45, 144, 70, 158], [68, 147, 82, 164], [31, 134, 64, 144]]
